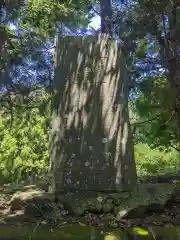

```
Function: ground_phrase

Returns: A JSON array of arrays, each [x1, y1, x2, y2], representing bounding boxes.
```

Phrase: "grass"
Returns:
[[135, 143, 180, 179]]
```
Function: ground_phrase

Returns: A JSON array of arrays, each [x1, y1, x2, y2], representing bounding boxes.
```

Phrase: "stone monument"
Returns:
[[49, 34, 137, 194]]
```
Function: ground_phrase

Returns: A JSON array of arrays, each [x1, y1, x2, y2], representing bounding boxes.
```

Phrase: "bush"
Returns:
[[0, 106, 49, 184], [135, 143, 180, 179]]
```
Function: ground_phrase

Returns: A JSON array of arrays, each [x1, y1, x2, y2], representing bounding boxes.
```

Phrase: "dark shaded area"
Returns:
[[140, 171, 180, 184]]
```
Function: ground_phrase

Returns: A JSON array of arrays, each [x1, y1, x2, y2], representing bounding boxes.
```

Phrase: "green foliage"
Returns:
[[11, 0, 94, 36], [1, 0, 95, 76], [133, 76, 178, 149], [24, 0, 70, 36], [0, 94, 50, 183], [135, 143, 180, 179]]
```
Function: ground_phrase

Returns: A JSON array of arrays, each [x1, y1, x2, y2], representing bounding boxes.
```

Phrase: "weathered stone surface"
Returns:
[[116, 183, 176, 220], [49, 34, 136, 194], [56, 183, 177, 221], [9, 189, 54, 212], [143, 171, 180, 184], [1, 184, 43, 195], [3, 183, 179, 226]]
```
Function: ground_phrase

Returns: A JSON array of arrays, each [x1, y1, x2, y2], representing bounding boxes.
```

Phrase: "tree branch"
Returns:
[[131, 110, 168, 126], [170, 143, 180, 152]]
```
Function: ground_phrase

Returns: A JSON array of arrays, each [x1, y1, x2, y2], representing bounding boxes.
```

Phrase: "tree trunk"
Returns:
[[99, 0, 113, 35], [162, 5, 180, 150]]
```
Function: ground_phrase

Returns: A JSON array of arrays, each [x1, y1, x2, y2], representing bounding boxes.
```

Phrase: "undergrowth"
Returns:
[[135, 143, 180, 179]]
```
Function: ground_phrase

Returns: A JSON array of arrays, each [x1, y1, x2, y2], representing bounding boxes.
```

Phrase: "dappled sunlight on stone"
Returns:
[[49, 34, 137, 194]]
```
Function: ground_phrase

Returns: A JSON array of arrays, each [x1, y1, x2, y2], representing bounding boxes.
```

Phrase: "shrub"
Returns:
[[135, 143, 180, 179]]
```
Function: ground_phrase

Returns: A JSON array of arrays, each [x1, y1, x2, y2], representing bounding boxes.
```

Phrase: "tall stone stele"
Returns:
[[49, 34, 137, 195]]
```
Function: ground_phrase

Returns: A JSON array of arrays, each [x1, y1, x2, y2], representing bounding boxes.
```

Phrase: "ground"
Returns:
[[1, 174, 180, 231]]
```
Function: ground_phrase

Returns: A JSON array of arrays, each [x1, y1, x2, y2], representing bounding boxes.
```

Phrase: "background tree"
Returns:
[[111, 0, 180, 151]]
